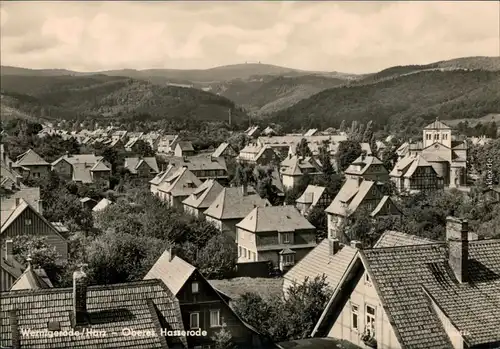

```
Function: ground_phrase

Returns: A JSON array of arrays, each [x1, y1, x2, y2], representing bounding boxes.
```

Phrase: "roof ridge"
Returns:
[[2, 279, 164, 297]]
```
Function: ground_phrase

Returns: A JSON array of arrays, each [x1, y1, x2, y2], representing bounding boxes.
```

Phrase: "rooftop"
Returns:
[[236, 205, 315, 233]]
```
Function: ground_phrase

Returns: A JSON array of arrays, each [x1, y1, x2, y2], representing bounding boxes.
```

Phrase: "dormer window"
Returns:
[[280, 232, 293, 244]]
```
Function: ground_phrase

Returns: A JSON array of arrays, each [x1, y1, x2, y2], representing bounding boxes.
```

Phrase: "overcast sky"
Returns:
[[1, 1, 498, 73]]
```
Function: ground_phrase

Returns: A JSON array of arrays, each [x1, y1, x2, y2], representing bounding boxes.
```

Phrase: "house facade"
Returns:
[[182, 179, 224, 219], [295, 185, 331, 216], [157, 167, 202, 210], [344, 155, 389, 183], [204, 186, 270, 240], [236, 206, 317, 272], [326, 179, 402, 245], [144, 249, 270, 349], [390, 154, 444, 193], [12, 149, 51, 179], [237, 144, 279, 166], [1, 198, 68, 260], [280, 155, 322, 189], [312, 218, 500, 349], [51, 154, 111, 184]]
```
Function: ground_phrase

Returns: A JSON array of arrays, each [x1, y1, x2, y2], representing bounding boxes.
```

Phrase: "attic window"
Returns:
[[25, 219, 32, 226], [47, 321, 61, 331]]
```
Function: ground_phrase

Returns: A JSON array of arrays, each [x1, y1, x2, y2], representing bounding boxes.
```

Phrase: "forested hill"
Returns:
[[0, 74, 247, 126], [267, 69, 500, 134]]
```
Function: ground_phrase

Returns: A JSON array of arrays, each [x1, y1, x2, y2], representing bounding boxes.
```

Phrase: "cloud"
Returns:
[[0, 1, 498, 72]]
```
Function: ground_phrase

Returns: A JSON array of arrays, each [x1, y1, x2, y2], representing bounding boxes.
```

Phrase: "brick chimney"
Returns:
[[5, 239, 13, 262], [446, 216, 469, 283], [329, 238, 340, 256], [73, 264, 88, 326], [167, 246, 175, 262], [242, 183, 248, 196], [9, 310, 20, 349]]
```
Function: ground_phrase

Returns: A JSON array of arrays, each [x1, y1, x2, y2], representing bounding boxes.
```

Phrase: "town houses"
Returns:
[[1, 117, 497, 349]]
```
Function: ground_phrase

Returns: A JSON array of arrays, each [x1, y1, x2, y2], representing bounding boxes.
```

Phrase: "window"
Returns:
[[282, 254, 294, 265], [281, 232, 292, 244], [351, 304, 359, 331], [25, 219, 32, 226], [366, 305, 376, 334], [190, 313, 200, 329], [210, 310, 221, 327], [191, 282, 199, 294]]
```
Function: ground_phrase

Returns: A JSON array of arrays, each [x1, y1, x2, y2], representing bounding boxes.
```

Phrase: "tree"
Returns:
[[86, 230, 166, 285], [307, 206, 327, 241], [336, 140, 362, 172], [11, 235, 66, 286], [296, 138, 312, 157], [211, 325, 236, 349], [255, 166, 279, 205], [132, 139, 155, 157], [195, 234, 237, 279], [233, 275, 332, 343]]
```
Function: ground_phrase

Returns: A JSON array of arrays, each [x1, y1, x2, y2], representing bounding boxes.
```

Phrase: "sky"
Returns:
[[0, 1, 499, 73]]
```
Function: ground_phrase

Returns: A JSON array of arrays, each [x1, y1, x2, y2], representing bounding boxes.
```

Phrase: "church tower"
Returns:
[[422, 117, 452, 148]]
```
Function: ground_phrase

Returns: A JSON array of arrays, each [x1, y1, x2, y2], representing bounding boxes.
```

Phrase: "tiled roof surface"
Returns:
[[345, 155, 385, 176], [72, 163, 93, 183], [212, 142, 231, 158], [182, 179, 224, 209], [325, 179, 376, 217], [204, 187, 270, 220], [280, 156, 320, 176], [362, 239, 500, 349], [1, 186, 41, 209], [209, 277, 284, 301], [124, 157, 159, 174], [158, 167, 202, 197], [176, 141, 195, 151], [237, 205, 315, 233], [144, 250, 196, 296], [284, 240, 357, 290], [15, 149, 49, 166], [374, 230, 437, 248], [424, 119, 451, 130], [149, 164, 176, 186], [54, 154, 102, 166], [10, 263, 52, 291], [296, 185, 326, 205], [163, 155, 227, 173], [90, 159, 111, 172], [0, 279, 185, 349]]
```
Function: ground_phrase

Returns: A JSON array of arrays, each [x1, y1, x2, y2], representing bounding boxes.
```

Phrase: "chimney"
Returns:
[[350, 240, 362, 249], [37, 199, 43, 215], [167, 246, 175, 262], [9, 310, 21, 349], [329, 238, 340, 256], [14, 197, 20, 207], [361, 152, 366, 161], [242, 184, 248, 196], [5, 239, 13, 262], [73, 264, 88, 326], [446, 217, 469, 283], [9, 161, 12, 171]]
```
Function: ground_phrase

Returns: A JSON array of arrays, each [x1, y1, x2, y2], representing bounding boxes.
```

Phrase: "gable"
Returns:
[[326, 265, 402, 349]]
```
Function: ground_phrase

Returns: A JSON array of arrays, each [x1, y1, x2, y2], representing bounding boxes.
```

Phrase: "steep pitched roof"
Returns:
[[424, 118, 451, 130], [92, 198, 113, 212], [0, 279, 185, 349], [345, 155, 385, 176], [296, 185, 327, 206], [236, 205, 315, 233], [209, 277, 284, 302], [1, 199, 66, 244], [144, 249, 196, 296], [10, 263, 52, 291], [176, 141, 195, 151], [182, 179, 224, 209], [149, 164, 176, 185], [90, 159, 111, 172], [284, 240, 357, 291], [360, 240, 500, 348], [124, 157, 159, 174], [15, 149, 49, 166], [1, 186, 41, 209], [204, 187, 270, 220], [280, 156, 321, 176], [374, 230, 437, 248], [212, 142, 232, 158], [325, 179, 375, 217], [157, 167, 202, 197]]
